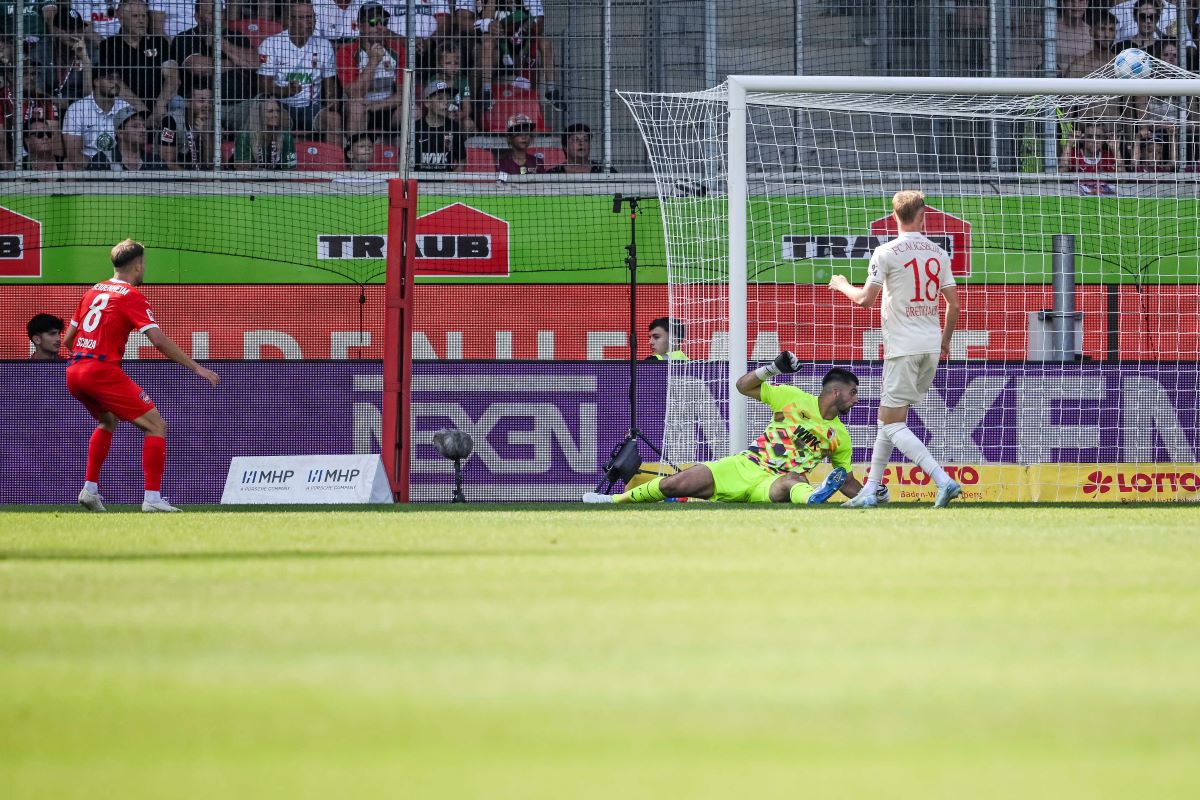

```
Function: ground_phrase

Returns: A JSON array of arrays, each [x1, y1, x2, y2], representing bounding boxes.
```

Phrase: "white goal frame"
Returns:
[[724, 75, 1200, 452]]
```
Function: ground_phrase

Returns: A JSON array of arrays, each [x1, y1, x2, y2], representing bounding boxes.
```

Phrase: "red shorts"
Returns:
[[66, 360, 155, 422]]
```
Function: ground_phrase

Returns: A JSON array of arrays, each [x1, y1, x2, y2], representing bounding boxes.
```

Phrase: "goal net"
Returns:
[[621, 62, 1200, 502]]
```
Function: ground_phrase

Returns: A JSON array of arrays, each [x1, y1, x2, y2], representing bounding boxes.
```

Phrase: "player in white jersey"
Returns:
[[829, 190, 963, 508]]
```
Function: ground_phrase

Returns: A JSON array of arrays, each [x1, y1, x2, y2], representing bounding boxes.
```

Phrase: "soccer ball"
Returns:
[[1114, 48, 1153, 79]]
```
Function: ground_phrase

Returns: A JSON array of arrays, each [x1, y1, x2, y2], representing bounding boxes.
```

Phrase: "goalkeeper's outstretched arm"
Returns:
[[736, 351, 801, 401]]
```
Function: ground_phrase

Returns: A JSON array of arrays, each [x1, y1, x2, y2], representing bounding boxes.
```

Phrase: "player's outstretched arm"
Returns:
[[736, 351, 801, 400], [828, 274, 882, 308], [145, 327, 220, 387], [940, 286, 961, 359]]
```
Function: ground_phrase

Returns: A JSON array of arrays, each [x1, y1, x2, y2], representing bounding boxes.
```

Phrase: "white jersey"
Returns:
[[867, 231, 956, 359], [313, 0, 364, 40], [258, 31, 337, 108], [62, 95, 131, 158]]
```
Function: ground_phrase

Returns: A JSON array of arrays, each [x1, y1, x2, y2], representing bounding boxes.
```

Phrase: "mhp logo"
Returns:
[[307, 468, 361, 483]]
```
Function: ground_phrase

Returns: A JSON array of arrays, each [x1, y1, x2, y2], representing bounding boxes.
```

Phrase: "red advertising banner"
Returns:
[[2, 284, 1197, 360]]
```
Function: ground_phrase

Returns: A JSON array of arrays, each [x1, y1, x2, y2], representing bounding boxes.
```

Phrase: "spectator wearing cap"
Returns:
[[336, 2, 407, 136], [98, 0, 177, 122], [548, 122, 613, 174], [90, 106, 163, 170], [413, 79, 464, 171], [258, 1, 342, 143], [497, 112, 543, 174], [27, 313, 64, 361], [62, 65, 132, 167]]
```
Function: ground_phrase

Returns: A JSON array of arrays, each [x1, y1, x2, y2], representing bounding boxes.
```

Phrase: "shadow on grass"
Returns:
[[0, 548, 579, 563]]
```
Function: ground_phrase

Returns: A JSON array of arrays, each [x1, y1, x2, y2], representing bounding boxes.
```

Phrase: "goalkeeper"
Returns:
[[584, 354, 873, 506]]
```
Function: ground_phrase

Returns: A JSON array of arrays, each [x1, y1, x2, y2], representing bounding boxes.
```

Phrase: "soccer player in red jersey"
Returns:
[[62, 239, 220, 512]]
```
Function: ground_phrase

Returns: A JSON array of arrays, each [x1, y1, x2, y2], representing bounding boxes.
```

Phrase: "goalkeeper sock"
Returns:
[[882, 423, 950, 488], [86, 427, 113, 485], [788, 482, 814, 505], [615, 477, 665, 504], [143, 435, 166, 492], [863, 426, 894, 494]]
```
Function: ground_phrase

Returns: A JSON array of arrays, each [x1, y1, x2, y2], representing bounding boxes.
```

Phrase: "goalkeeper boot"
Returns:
[[582, 492, 615, 504], [78, 488, 106, 512], [142, 497, 181, 513], [807, 467, 848, 505], [933, 480, 962, 509]]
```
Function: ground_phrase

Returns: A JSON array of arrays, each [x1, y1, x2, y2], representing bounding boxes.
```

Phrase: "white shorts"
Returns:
[[880, 352, 938, 407]]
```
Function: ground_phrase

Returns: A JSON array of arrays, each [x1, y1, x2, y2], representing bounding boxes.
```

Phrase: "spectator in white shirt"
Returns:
[[70, 0, 122, 46], [258, 1, 342, 141], [148, 0, 196, 38], [314, 0, 364, 41], [62, 66, 132, 166]]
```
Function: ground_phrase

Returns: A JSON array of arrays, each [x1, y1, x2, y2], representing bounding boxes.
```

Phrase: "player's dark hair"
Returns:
[[649, 316, 685, 341], [27, 313, 63, 340], [111, 238, 144, 270], [822, 367, 859, 389], [344, 133, 374, 161]]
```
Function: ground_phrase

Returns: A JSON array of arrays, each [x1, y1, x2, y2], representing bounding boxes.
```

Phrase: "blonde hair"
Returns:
[[111, 239, 144, 270], [892, 191, 926, 225], [246, 97, 292, 165]]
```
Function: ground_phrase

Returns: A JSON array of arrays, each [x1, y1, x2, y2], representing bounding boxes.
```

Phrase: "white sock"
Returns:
[[882, 423, 950, 488], [84, 481, 99, 495], [144, 490, 161, 503], [863, 427, 894, 494]]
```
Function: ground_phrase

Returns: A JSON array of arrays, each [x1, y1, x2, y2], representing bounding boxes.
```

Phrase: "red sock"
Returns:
[[143, 435, 166, 492], [86, 427, 113, 483]]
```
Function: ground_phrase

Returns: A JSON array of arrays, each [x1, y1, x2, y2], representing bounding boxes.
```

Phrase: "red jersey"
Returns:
[[1066, 147, 1116, 174], [68, 279, 159, 364]]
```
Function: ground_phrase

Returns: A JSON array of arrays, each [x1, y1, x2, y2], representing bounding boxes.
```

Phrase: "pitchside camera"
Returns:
[[432, 428, 474, 503]]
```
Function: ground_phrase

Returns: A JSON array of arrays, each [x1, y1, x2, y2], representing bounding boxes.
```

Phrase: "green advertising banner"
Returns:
[[1, 191, 1196, 285]]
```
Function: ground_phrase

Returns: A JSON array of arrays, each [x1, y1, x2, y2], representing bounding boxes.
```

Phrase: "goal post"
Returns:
[[382, 178, 419, 502], [622, 64, 1200, 502]]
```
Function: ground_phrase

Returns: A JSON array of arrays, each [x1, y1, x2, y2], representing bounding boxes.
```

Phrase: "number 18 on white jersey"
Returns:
[[866, 231, 956, 359]]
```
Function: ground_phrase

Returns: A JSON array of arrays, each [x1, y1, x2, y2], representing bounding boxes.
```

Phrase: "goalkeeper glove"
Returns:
[[754, 351, 800, 381]]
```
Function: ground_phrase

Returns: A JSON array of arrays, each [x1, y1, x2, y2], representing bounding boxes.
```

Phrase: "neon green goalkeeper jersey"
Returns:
[[742, 383, 853, 475]]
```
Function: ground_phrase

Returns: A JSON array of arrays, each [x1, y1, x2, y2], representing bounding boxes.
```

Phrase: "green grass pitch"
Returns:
[[3, 504, 1200, 799]]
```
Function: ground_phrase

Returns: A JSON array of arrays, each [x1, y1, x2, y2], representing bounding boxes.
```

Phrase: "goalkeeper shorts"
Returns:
[[706, 454, 782, 503]]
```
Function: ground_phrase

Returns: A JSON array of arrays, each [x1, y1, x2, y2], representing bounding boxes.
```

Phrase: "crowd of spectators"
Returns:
[[0, 0, 610, 172], [2, 0, 1199, 174], [1059, 0, 1200, 175]]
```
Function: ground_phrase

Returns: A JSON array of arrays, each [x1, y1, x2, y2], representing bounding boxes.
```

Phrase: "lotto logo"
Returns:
[[1083, 471, 1112, 494], [1084, 470, 1200, 495], [874, 465, 981, 486]]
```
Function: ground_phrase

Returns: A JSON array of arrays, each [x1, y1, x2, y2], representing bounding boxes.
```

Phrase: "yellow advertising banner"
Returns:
[[632, 463, 1200, 504]]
